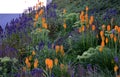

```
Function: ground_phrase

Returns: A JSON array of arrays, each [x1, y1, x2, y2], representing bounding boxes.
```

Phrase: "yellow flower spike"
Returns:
[[107, 25, 111, 32], [92, 25, 96, 31], [42, 17, 46, 23], [35, 13, 39, 21], [81, 25, 85, 32], [101, 36, 105, 41], [63, 23, 67, 29], [43, 23, 48, 29], [25, 57, 29, 64], [32, 50, 36, 56], [39, 9, 44, 16], [89, 16, 94, 25], [60, 45, 64, 51], [34, 59, 39, 68], [100, 31, 104, 37], [105, 37, 109, 44], [54, 58, 58, 66], [118, 27, 120, 33], [101, 41, 105, 47], [86, 6, 89, 11], [114, 65, 118, 72], [27, 62, 31, 68], [55, 45, 60, 54], [80, 11, 85, 23], [99, 46, 103, 52], [29, 56, 32, 61], [114, 36, 117, 43], [110, 33, 114, 39], [114, 25, 119, 31], [102, 24, 106, 30]]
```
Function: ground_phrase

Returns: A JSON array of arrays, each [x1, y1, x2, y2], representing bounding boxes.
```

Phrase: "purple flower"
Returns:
[[31, 68, 43, 77], [114, 56, 119, 63], [48, 42, 52, 49], [38, 41, 45, 50]]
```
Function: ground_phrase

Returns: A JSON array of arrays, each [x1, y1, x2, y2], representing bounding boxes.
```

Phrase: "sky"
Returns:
[[0, 0, 46, 13]]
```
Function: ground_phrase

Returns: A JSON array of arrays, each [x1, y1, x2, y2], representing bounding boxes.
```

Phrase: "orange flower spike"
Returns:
[[89, 16, 94, 25], [63, 23, 67, 29], [80, 11, 84, 22], [39, 9, 44, 16], [105, 37, 109, 44], [60, 45, 65, 56], [92, 25, 96, 31], [25, 57, 29, 64], [34, 59, 39, 68], [100, 31, 104, 37], [99, 46, 103, 52], [118, 27, 120, 33], [114, 36, 117, 43], [86, 6, 89, 12], [42, 17, 46, 23], [81, 25, 85, 32], [107, 25, 111, 31], [55, 45, 60, 54], [101, 36, 105, 41], [35, 13, 39, 21], [29, 56, 32, 61], [45, 58, 53, 71], [60, 45, 64, 51], [102, 24, 106, 30], [27, 62, 31, 68], [101, 41, 105, 47], [43, 23, 48, 29], [110, 33, 114, 39], [32, 50, 36, 56], [114, 25, 119, 31], [48, 59, 53, 70], [54, 58, 58, 66], [114, 65, 118, 72]]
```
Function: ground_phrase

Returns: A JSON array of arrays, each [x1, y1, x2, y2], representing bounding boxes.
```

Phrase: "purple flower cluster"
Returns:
[[14, 68, 44, 77], [0, 45, 18, 58], [44, 3, 57, 18], [103, 8, 117, 20]]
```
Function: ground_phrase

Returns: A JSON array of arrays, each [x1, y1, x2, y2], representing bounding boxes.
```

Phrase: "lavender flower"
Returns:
[[114, 56, 119, 63], [31, 68, 44, 77], [38, 41, 45, 50]]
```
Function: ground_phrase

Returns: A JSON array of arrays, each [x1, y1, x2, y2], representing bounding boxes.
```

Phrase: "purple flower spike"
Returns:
[[114, 56, 119, 63]]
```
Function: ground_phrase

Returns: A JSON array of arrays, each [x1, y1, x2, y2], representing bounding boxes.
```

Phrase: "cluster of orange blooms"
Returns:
[[79, 6, 96, 33], [55, 45, 65, 56], [24, 51, 39, 70], [99, 24, 120, 52], [45, 58, 53, 72], [42, 17, 48, 29], [45, 58, 66, 72]]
